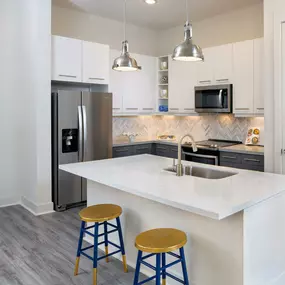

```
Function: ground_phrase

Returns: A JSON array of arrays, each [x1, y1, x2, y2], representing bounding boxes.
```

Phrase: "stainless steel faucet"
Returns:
[[177, 134, 198, 176]]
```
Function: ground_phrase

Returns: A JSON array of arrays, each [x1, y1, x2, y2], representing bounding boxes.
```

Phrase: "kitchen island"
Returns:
[[60, 155, 285, 285]]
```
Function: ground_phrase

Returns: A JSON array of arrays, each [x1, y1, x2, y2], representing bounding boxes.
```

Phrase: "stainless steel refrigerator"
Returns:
[[51, 91, 112, 211]]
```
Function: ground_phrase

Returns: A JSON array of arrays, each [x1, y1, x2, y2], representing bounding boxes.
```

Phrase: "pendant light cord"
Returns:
[[124, 0, 127, 40], [185, 0, 189, 24]]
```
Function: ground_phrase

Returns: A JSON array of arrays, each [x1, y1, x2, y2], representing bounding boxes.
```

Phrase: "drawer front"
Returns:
[[220, 152, 242, 164], [169, 146, 178, 159], [134, 144, 152, 155], [241, 154, 264, 167], [155, 144, 171, 157], [113, 146, 135, 158]]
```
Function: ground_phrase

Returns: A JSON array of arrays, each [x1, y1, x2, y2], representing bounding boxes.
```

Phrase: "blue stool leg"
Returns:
[[179, 247, 189, 285], [133, 250, 142, 285], [156, 253, 161, 285], [104, 221, 109, 263], [74, 221, 86, 276], [93, 222, 99, 285], [116, 217, 128, 272], [162, 253, 166, 285]]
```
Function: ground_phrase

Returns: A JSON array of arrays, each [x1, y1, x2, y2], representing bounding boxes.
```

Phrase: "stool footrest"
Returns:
[[98, 228, 117, 237], [97, 249, 121, 261], [142, 253, 156, 260], [108, 241, 121, 250], [167, 251, 181, 259], [165, 272, 185, 284], [138, 274, 156, 285], [80, 251, 94, 261], [141, 260, 156, 271], [81, 245, 94, 252], [163, 259, 181, 270]]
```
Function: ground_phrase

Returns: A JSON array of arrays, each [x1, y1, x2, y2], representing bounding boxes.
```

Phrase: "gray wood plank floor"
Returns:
[[0, 205, 149, 285]]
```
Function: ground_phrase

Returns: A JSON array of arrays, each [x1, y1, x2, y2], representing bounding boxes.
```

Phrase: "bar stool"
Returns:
[[74, 204, 128, 285], [133, 228, 189, 285]]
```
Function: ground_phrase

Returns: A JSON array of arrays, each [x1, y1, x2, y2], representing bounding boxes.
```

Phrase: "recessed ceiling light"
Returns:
[[144, 0, 158, 5]]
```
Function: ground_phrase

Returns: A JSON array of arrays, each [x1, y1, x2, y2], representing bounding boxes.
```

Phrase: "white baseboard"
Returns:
[[21, 196, 54, 216], [0, 196, 20, 208]]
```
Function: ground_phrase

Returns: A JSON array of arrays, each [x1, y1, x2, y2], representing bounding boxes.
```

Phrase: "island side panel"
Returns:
[[86, 180, 243, 285], [243, 192, 285, 285]]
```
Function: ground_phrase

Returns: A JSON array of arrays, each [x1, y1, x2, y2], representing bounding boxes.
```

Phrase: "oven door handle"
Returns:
[[182, 151, 219, 165]]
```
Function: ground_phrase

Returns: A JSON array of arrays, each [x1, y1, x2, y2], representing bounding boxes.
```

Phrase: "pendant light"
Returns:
[[172, 0, 204, 62], [112, 0, 141, 71]]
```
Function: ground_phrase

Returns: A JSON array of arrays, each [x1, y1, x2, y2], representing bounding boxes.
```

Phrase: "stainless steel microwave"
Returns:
[[195, 84, 233, 113]]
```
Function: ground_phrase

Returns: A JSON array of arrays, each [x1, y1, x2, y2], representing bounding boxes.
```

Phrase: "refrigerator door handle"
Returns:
[[82, 105, 87, 162], [78, 106, 83, 162]]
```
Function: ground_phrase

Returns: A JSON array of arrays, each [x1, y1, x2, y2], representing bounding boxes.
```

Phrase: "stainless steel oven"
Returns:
[[182, 148, 219, 165], [195, 84, 233, 113]]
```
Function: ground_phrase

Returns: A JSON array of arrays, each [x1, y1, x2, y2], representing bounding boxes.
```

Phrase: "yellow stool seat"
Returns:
[[135, 228, 187, 253], [79, 204, 122, 222]]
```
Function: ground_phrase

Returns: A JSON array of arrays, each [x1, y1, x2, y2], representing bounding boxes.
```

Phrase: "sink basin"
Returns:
[[164, 166, 237, 180]]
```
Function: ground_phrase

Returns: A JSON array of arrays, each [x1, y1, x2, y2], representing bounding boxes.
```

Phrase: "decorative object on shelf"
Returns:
[[245, 127, 260, 145], [160, 61, 168, 70], [157, 135, 176, 141], [112, 0, 141, 72], [159, 105, 168, 112], [160, 75, 168, 84], [172, 0, 204, 62], [122, 132, 140, 143], [160, 89, 168, 99]]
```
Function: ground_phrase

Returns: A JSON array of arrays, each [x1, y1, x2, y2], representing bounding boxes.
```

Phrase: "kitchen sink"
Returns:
[[164, 166, 237, 179]]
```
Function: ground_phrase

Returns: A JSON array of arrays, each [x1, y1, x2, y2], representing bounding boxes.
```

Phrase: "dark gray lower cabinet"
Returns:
[[220, 151, 264, 172], [113, 143, 178, 159]]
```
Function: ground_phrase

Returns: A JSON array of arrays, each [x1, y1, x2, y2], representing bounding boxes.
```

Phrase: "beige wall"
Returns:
[[52, 6, 159, 56], [158, 3, 264, 55]]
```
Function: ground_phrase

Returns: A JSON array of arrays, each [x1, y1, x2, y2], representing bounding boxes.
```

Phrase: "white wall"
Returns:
[[52, 6, 158, 56], [0, 0, 52, 212], [158, 3, 264, 55]]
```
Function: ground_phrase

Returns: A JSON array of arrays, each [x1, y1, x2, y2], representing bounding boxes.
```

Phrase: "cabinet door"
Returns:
[[52, 36, 82, 82], [109, 49, 124, 113], [82, 41, 110, 84], [169, 60, 197, 113], [213, 44, 233, 83], [197, 47, 215, 85], [136, 54, 156, 113], [233, 40, 254, 114], [254, 38, 264, 114]]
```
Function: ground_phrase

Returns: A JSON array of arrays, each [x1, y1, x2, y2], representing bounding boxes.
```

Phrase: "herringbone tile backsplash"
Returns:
[[113, 115, 265, 145]]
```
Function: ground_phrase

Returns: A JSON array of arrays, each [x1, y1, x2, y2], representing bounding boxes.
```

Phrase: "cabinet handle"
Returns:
[[244, 158, 260, 163], [113, 108, 121, 110], [116, 149, 129, 153], [137, 147, 149, 150], [256, 108, 264, 110], [235, 108, 250, 110], [126, 108, 139, 110], [222, 155, 236, 159], [199, 80, 211, 83], [216, 78, 229, 82], [157, 147, 167, 151], [142, 108, 154, 111], [59, 74, 77, 78], [169, 108, 179, 111], [89, 77, 105, 81], [184, 108, 194, 111]]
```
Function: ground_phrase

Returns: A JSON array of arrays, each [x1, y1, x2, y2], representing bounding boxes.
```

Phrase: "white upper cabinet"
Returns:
[[169, 60, 197, 113], [197, 44, 233, 85], [82, 41, 110, 84], [52, 36, 82, 82], [213, 44, 233, 83], [109, 50, 124, 113], [110, 50, 156, 114], [233, 40, 254, 114], [254, 38, 264, 114], [197, 47, 215, 85]]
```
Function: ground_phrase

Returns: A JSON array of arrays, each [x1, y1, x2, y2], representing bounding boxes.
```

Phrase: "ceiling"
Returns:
[[52, 0, 263, 30]]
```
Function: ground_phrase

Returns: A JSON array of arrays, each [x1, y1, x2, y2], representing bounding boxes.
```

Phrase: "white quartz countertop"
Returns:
[[59, 155, 285, 220], [221, 144, 264, 155]]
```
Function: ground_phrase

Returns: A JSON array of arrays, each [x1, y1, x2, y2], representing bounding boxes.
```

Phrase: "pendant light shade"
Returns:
[[112, 0, 141, 71], [112, 40, 140, 71], [172, 0, 204, 62]]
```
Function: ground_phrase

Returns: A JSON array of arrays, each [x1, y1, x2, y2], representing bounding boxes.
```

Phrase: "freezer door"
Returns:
[[55, 90, 83, 207], [82, 92, 113, 161]]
